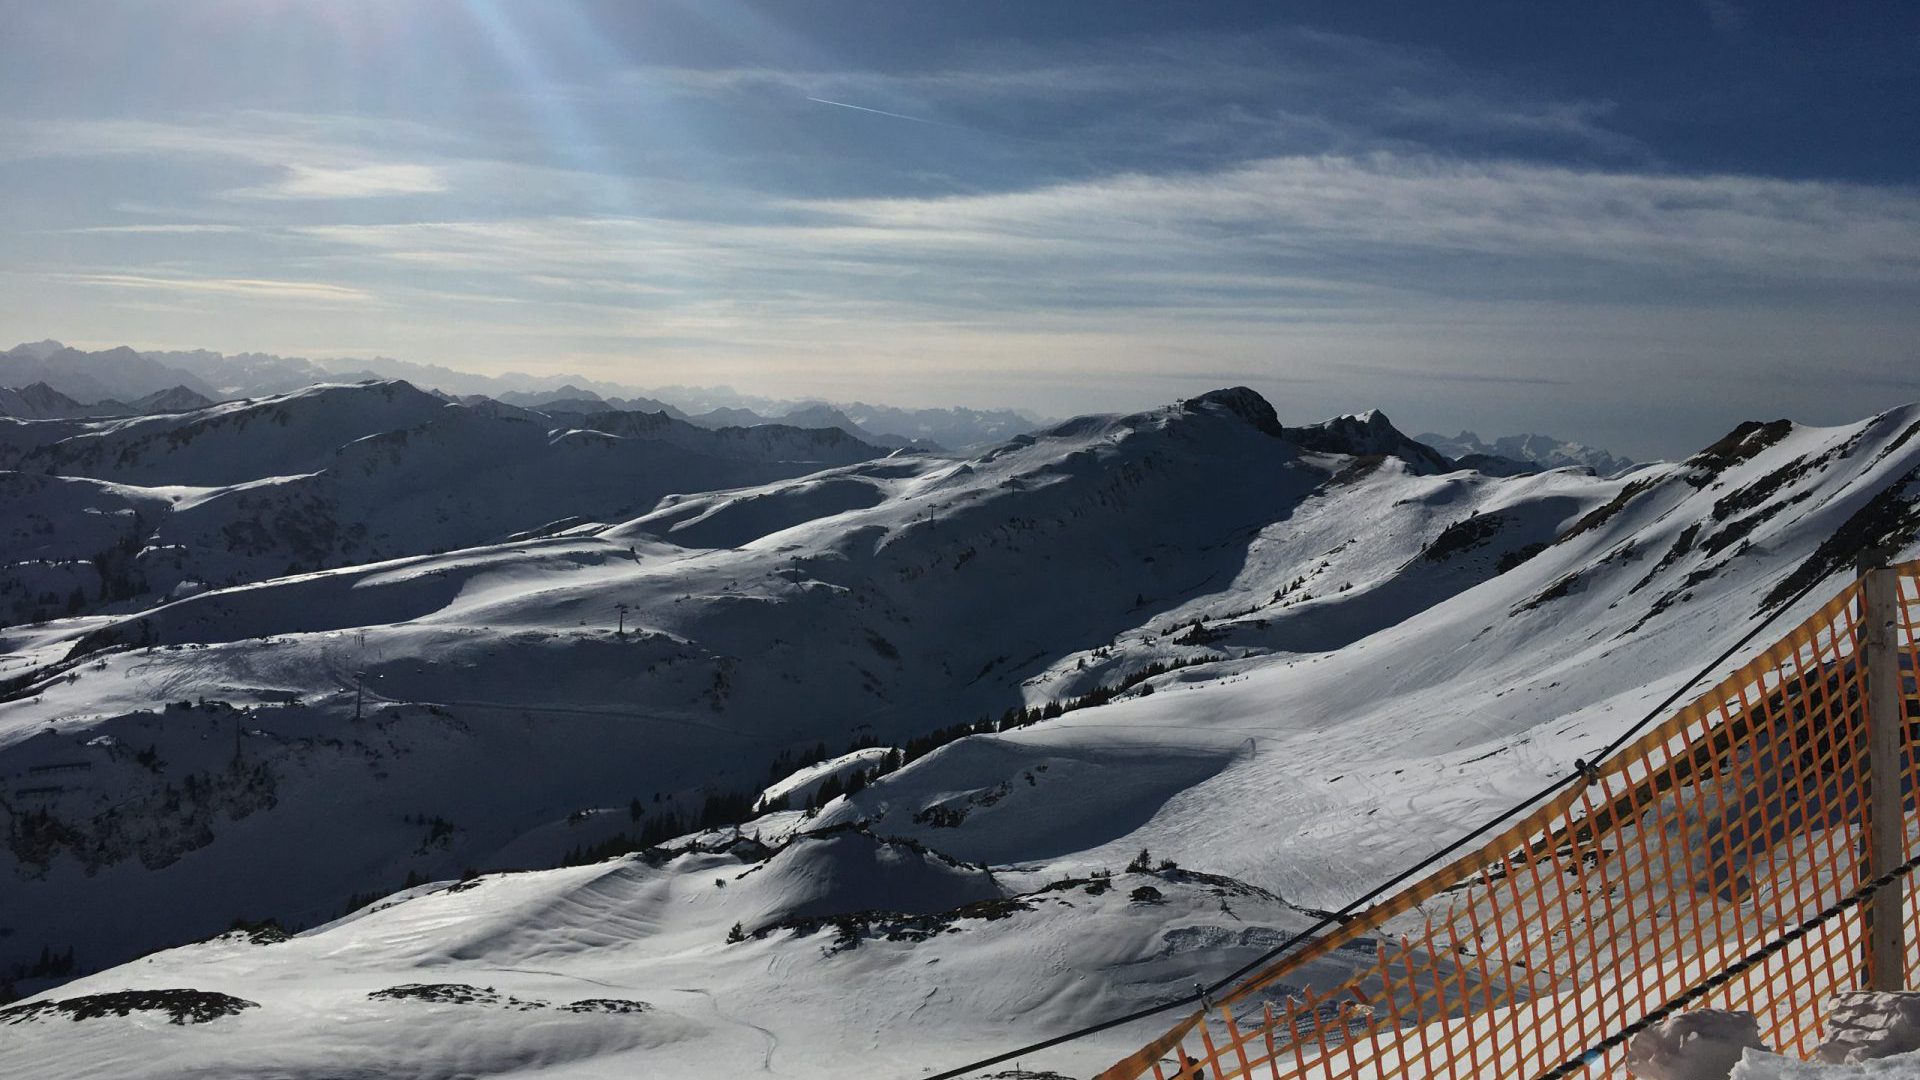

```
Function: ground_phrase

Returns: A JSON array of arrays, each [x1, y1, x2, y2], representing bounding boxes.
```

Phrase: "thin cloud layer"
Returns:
[[233, 163, 450, 200], [51, 272, 378, 305]]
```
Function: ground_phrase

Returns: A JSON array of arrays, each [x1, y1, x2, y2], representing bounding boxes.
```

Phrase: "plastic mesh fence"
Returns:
[[1100, 561, 1920, 1080]]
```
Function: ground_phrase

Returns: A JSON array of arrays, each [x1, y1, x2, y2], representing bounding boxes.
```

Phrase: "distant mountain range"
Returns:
[[0, 380, 214, 420], [495, 387, 945, 451], [0, 343, 219, 405], [6, 340, 1047, 451], [1416, 429, 1636, 477], [7, 340, 1644, 470]]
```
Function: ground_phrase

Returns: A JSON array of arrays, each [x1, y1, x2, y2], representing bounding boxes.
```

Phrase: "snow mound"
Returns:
[[823, 735, 1239, 866], [737, 828, 1004, 928], [1815, 992, 1920, 1065], [1626, 1009, 1767, 1080]]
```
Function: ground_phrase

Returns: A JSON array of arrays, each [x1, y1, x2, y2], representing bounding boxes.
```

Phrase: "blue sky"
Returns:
[[3, 1, 1916, 456]]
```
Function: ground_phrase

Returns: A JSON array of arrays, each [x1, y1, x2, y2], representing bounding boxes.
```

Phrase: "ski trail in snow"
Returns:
[[487, 967, 643, 992], [318, 643, 754, 738], [677, 986, 779, 1071], [127, 653, 196, 701]]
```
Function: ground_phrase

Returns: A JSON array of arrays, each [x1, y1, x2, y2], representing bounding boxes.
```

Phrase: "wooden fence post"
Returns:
[[1860, 550, 1906, 991]]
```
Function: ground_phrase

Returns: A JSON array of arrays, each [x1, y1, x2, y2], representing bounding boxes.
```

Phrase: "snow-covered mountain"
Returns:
[[1290, 408, 1454, 472], [1418, 428, 1636, 476], [2, 387, 1917, 1077], [0, 381, 891, 626]]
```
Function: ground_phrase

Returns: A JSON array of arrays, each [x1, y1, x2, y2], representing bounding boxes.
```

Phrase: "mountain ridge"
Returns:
[[11, 340, 1050, 451]]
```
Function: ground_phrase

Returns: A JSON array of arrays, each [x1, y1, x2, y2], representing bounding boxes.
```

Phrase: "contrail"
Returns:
[[806, 96, 943, 126]]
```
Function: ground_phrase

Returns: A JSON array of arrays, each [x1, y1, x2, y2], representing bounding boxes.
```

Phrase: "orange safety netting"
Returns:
[[1100, 561, 1920, 1080]]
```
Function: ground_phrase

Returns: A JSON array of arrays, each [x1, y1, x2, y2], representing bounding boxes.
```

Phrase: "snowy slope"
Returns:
[[2, 390, 1918, 1077], [4, 381, 457, 486], [132, 406, 885, 592]]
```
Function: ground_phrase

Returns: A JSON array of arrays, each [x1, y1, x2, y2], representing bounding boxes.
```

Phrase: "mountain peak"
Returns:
[[1287, 409, 1451, 473], [6, 339, 66, 360], [129, 385, 216, 413], [0, 381, 90, 419], [1181, 386, 1284, 438]]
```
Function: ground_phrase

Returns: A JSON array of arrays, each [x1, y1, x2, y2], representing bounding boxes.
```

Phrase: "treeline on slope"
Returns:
[[1, 529, 148, 628], [559, 736, 900, 866], [559, 652, 1222, 869], [901, 653, 1219, 759], [0, 946, 76, 1004]]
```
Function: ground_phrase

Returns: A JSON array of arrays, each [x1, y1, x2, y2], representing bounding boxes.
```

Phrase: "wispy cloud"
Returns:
[[229, 163, 449, 200], [51, 272, 376, 304], [0, 110, 461, 167], [60, 224, 249, 235], [1, 112, 461, 207], [623, 27, 1647, 167], [795, 154, 1920, 289], [1339, 363, 1570, 387], [281, 152, 1920, 322]]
